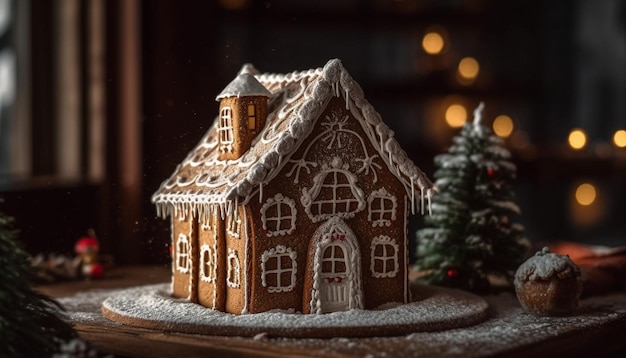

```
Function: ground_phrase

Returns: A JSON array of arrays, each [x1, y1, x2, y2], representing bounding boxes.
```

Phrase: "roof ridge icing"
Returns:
[[153, 59, 434, 220]]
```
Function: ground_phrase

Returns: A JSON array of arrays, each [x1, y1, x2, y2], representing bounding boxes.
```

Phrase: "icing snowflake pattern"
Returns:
[[287, 109, 382, 185]]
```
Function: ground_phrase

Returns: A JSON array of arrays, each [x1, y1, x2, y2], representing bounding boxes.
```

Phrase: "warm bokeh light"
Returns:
[[422, 32, 445, 55], [613, 130, 626, 148], [445, 104, 467, 128], [575, 183, 596, 206], [457, 57, 480, 80], [568, 128, 587, 150], [493, 115, 514, 138], [219, 0, 249, 10]]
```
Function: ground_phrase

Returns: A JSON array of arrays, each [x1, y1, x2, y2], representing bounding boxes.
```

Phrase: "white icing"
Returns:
[[367, 188, 397, 227], [199, 244, 216, 284], [260, 194, 297, 237], [226, 209, 241, 239], [286, 109, 382, 186], [210, 225, 219, 309], [175, 233, 190, 274], [226, 248, 241, 289], [301, 158, 366, 223], [260, 245, 297, 293], [309, 217, 363, 314], [215, 73, 272, 100], [218, 107, 234, 153], [370, 236, 399, 278], [152, 59, 434, 222]]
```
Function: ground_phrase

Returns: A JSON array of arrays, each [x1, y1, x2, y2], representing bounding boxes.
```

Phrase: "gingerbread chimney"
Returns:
[[215, 68, 271, 161]]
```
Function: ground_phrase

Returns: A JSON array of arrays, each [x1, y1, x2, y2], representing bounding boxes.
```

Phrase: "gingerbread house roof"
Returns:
[[216, 73, 272, 100], [152, 59, 434, 220]]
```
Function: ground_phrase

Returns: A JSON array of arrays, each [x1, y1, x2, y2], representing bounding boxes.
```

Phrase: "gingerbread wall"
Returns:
[[171, 215, 198, 301], [246, 96, 410, 314], [196, 212, 226, 311]]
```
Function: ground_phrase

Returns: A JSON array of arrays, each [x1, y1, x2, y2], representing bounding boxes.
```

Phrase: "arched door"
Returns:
[[308, 217, 363, 314], [319, 239, 351, 312]]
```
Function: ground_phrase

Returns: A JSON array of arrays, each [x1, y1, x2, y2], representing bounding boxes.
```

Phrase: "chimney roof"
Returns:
[[216, 73, 272, 101]]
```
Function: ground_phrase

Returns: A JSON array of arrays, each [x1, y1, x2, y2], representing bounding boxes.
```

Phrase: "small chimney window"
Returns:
[[247, 104, 256, 130], [219, 107, 234, 152]]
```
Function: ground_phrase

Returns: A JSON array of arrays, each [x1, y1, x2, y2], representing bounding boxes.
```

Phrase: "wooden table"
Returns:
[[38, 266, 626, 358]]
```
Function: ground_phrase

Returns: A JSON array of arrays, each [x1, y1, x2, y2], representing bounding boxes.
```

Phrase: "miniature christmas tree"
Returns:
[[416, 103, 529, 292], [0, 204, 76, 357]]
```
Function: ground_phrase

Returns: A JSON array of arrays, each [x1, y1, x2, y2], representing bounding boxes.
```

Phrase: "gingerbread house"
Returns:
[[152, 59, 434, 314]]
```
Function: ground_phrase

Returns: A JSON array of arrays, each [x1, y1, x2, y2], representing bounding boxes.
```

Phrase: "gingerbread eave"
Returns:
[[151, 59, 435, 220]]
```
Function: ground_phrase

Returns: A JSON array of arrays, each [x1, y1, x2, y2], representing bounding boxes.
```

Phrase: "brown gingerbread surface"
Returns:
[[100, 283, 488, 338]]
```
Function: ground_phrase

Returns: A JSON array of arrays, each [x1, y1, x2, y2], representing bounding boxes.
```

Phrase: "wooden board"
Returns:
[[49, 266, 626, 357]]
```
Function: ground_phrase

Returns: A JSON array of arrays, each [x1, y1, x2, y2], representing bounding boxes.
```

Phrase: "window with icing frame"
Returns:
[[370, 235, 399, 278], [261, 194, 297, 237], [199, 244, 216, 283], [218, 107, 234, 152], [261, 245, 297, 293], [176, 234, 191, 274], [305, 167, 365, 222], [226, 249, 241, 288], [368, 188, 398, 227], [226, 211, 241, 238]]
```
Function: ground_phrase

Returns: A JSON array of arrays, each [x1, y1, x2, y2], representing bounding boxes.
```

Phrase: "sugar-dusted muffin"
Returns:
[[514, 247, 583, 316]]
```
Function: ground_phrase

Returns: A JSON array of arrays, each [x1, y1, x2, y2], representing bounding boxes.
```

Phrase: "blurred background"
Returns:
[[0, 0, 624, 265]]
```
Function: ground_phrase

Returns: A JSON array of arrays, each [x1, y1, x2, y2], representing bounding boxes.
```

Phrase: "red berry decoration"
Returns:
[[447, 268, 459, 278], [487, 168, 495, 177]]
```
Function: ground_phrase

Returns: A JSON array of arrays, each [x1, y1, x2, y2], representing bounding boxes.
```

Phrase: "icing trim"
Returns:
[[260, 194, 297, 237], [261, 245, 297, 293], [152, 59, 434, 218], [218, 107, 234, 153], [175, 233, 190, 274], [226, 209, 241, 239], [370, 235, 399, 278], [199, 244, 216, 283], [367, 187, 397, 227], [301, 158, 366, 223], [309, 217, 363, 314], [226, 248, 241, 289]]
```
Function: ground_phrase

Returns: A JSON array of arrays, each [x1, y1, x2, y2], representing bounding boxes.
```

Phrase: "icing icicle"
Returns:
[[410, 177, 416, 215], [259, 182, 264, 203], [427, 188, 433, 216]]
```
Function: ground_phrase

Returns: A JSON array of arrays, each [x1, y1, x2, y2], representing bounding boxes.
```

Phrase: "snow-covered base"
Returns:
[[99, 283, 489, 338]]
